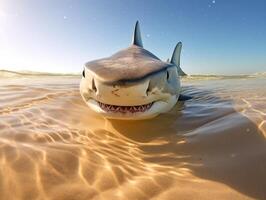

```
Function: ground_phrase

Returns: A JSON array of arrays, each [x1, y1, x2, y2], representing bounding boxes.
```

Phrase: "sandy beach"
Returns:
[[0, 73, 265, 200]]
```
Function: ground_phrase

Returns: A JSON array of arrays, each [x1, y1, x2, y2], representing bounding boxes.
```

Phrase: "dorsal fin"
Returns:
[[171, 42, 186, 76], [132, 21, 143, 47]]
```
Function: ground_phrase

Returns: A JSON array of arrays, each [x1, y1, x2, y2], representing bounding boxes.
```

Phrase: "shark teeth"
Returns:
[[98, 102, 153, 113]]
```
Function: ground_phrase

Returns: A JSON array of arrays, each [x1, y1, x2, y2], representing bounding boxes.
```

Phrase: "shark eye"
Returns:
[[166, 71, 170, 80], [82, 70, 85, 78]]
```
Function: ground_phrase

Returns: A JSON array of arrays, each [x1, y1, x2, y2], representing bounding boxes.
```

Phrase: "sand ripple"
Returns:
[[0, 77, 265, 200]]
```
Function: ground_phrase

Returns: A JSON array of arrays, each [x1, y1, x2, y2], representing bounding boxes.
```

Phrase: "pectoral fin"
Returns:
[[178, 94, 192, 101]]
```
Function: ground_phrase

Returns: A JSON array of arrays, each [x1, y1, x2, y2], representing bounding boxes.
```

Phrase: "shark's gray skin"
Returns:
[[80, 21, 189, 120]]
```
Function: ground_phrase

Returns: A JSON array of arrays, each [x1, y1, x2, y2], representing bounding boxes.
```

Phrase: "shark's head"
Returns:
[[80, 21, 186, 120]]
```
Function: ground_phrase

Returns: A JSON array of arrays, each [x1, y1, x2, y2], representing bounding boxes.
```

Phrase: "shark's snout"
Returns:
[[82, 70, 161, 105]]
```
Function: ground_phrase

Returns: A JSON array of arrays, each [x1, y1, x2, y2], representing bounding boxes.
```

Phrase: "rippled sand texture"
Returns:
[[0, 76, 265, 200]]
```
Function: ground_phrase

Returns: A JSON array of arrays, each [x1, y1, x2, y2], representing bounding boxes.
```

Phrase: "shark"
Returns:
[[80, 21, 190, 120]]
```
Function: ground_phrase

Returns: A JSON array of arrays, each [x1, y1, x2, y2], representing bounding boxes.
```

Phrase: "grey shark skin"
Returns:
[[80, 21, 188, 120]]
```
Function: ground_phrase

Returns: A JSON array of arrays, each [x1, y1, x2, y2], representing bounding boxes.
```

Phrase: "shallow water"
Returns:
[[0, 76, 265, 200]]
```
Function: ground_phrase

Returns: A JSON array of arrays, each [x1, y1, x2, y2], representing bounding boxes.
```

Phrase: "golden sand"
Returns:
[[0, 76, 265, 200]]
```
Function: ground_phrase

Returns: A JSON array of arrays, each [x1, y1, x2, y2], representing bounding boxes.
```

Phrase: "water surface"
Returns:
[[0, 75, 265, 200]]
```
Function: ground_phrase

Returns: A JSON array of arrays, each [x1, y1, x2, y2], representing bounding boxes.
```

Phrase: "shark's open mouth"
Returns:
[[98, 101, 154, 113]]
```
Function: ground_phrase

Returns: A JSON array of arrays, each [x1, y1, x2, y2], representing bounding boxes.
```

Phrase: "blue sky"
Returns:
[[0, 0, 265, 75]]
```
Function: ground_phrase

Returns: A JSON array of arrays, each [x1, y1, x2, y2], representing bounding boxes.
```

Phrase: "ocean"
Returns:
[[0, 73, 265, 199]]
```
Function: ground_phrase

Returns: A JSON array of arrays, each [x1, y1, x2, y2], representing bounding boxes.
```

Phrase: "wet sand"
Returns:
[[0, 75, 265, 200]]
